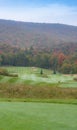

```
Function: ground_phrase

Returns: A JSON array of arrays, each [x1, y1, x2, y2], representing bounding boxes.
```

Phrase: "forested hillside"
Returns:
[[0, 19, 77, 74], [0, 19, 77, 48]]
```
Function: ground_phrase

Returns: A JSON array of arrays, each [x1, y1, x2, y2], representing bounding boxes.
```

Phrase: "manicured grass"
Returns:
[[0, 75, 3, 81], [60, 81, 77, 88], [0, 98, 77, 105], [0, 102, 77, 130], [7, 77, 18, 83], [0, 67, 77, 129], [0, 67, 77, 87]]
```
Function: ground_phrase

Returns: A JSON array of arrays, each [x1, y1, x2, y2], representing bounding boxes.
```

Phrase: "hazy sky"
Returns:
[[0, 0, 77, 25]]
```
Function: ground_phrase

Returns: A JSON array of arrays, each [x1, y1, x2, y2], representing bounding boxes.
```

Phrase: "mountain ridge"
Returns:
[[0, 19, 77, 48]]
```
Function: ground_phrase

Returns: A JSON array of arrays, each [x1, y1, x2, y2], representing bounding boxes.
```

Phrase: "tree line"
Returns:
[[0, 45, 77, 74]]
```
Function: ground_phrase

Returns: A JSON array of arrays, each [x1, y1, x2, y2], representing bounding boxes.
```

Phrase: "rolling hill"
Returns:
[[0, 19, 77, 49]]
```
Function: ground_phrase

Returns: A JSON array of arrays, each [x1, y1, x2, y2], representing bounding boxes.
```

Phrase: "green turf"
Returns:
[[0, 102, 77, 130], [0, 75, 3, 80], [60, 81, 77, 88], [0, 67, 77, 87]]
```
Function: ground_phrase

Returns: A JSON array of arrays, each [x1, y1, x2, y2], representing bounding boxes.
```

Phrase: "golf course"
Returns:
[[0, 67, 77, 87], [0, 67, 77, 130], [0, 4, 77, 129]]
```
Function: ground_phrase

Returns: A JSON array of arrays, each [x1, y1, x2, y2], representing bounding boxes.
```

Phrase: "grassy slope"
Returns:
[[0, 67, 77, 87], [0, 67, 77, 130], [0, 67, 77, 99], [0, 102, 77, 130]]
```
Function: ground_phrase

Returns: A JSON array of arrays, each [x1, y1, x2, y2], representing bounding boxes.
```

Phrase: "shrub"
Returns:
[[9, 73, 18, 77], [0, 68, 18, 77], [73, 77, 77, 81], [0, 68, 9, 76]]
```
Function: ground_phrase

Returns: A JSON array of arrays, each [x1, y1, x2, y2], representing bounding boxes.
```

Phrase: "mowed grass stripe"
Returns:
[[0, 102, 77, 130], [60, 81, 77, 88], [0, 75, 3, 81], [0, 67, 77, 87], [0, 76, 11, 83], [7, 77, 18, 84]]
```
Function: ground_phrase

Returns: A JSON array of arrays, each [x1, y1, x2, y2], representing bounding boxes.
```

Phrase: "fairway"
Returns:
[[0, 102, 77, 130], [0, 67, 77, 87]]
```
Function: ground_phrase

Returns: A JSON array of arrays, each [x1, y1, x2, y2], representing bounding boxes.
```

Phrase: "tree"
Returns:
[[50, 53, 58, 74], [40, 69, 43, 75], [72, 63, 77, 74], [0, 55, 2, 66], [60, 63, 72, 74], [58, 53, 66, 67]]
